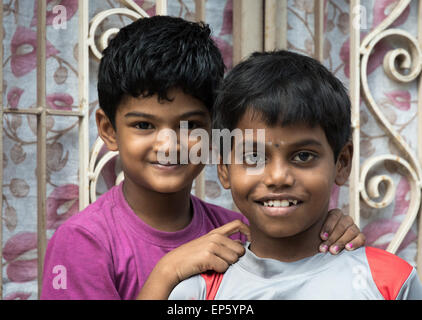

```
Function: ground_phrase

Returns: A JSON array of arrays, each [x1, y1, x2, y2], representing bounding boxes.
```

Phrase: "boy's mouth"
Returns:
[[260, 199, 301, 208], [150, 161, 187, 165], [150, 161, 187, 171], [254, 196, 304, 217], [254, 195, 303, 208]]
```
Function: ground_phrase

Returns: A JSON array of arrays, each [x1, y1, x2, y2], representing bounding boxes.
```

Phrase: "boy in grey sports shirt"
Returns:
[[168, 50, 422, 300]]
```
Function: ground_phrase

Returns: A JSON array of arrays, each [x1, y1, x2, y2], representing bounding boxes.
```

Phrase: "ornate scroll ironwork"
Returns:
[[358, 0, 422, 253]]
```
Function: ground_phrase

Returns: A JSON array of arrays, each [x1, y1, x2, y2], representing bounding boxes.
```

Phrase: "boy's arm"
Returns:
[[41, 224, 120, 300], [318, 208, 366, 254], [136, 219, 249, 300]]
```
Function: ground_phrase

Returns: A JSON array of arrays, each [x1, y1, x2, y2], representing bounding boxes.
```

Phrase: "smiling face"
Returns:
[[218, 110, 352, 243], [96, 88, 211, 195]]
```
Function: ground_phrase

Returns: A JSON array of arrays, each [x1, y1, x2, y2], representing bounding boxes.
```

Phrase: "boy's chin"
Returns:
[[260, 228, 299, 239], [251, 221, 309, 239], [149, 181, 193, 194]]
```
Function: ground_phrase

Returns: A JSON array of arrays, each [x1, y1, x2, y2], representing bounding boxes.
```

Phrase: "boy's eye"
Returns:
[[244, 152, 266, 165], [292, 151, 315, 163], [135, 122, 154, 130]]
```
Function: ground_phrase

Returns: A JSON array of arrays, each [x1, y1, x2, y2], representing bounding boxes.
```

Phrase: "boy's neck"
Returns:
[[248, 217, 326, 262], [122, 179, 193, 232]]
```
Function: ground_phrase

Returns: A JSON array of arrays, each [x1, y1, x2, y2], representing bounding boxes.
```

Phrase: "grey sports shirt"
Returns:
[[169, 244, 422, 300]]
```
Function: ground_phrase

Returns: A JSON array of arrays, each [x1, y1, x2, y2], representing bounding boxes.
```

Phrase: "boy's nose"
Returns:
[[153, 128, 190, 162], [153, 128, 180, 152], [263, 159, 295, 188]]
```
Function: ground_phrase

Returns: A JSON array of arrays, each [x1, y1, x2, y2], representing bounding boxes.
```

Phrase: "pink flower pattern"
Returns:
[[4, 292, 32, 300], [46, 93, 74, 110], [373, 0, 410, 29], [11, 26, 59, 77], [133, 0, 156, 16], [212, 36, 233, 70], [7, 87, 24, 109], [339, 32, 392, 78], [220, 0, 233, 36], [47, 184, 79, 230], [384, 90, 411, 111], [3, 232, 38, 283]]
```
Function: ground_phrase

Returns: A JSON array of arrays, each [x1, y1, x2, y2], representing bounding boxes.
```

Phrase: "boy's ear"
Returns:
[[217, 163, 231, 190], [96, 108, 118, 151], [335, 141, 353, 186]]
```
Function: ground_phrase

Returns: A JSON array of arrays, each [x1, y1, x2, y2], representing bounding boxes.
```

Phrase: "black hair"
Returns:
[[98, 15, 225, 127], [212, 50, 351, 161]]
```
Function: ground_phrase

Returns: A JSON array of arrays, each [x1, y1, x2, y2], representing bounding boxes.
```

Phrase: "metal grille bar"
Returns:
[[314, 0, 324, 62], [36, 0, 47, 299], [349, 0, 361, 227]]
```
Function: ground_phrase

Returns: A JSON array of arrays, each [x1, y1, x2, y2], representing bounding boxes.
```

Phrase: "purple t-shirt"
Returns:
[[40, 183, 247, 300]]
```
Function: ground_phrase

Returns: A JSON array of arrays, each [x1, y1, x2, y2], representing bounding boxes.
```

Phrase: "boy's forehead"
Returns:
[[116, 90, 210, 118], [236, 110, 320, 133], [235, 113, 327, 146]]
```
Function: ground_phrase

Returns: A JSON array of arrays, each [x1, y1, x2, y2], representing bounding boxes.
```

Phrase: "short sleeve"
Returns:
[[168, 275, 207, 300], [396, 268, 422, 300], [40, 223, 120, 300]]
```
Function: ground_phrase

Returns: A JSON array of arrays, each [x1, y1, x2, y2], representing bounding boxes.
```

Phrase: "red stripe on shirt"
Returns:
[[365, 246, 412, 300], [200, 271, 224, 300]]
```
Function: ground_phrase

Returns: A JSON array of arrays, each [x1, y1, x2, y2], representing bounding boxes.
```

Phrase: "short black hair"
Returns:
[[98, 15, 225, 127], [212, 50, 351, 160]]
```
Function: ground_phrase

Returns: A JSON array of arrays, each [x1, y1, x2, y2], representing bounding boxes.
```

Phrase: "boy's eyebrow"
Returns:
[[124, 111, 156, 120], [237, 139, 323, 150], [288, 139, 323, 149], [179, 111, 209, 118], [124, 110, 208, 120]]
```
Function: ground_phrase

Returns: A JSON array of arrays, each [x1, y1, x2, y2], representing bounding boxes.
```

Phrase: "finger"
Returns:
[[208, 233, 246, 257], [328, 223, 361, 251], [206, 255, 230, 274], [325, 224, 360, 254], [319, 215, 354, 253], [203, 242, 239, 271], [343, 232, 366, 251], [209, 219, 250, 236], [320, 209, 342, 240], [212, 244, 243, 265], [210, 219, 251, 240]]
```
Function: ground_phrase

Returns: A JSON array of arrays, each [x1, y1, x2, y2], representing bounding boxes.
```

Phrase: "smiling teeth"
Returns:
[[263, 200, 298, 207]]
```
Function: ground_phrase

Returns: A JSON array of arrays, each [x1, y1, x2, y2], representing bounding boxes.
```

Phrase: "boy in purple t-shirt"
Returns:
[[41, 16, 365, 300]]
